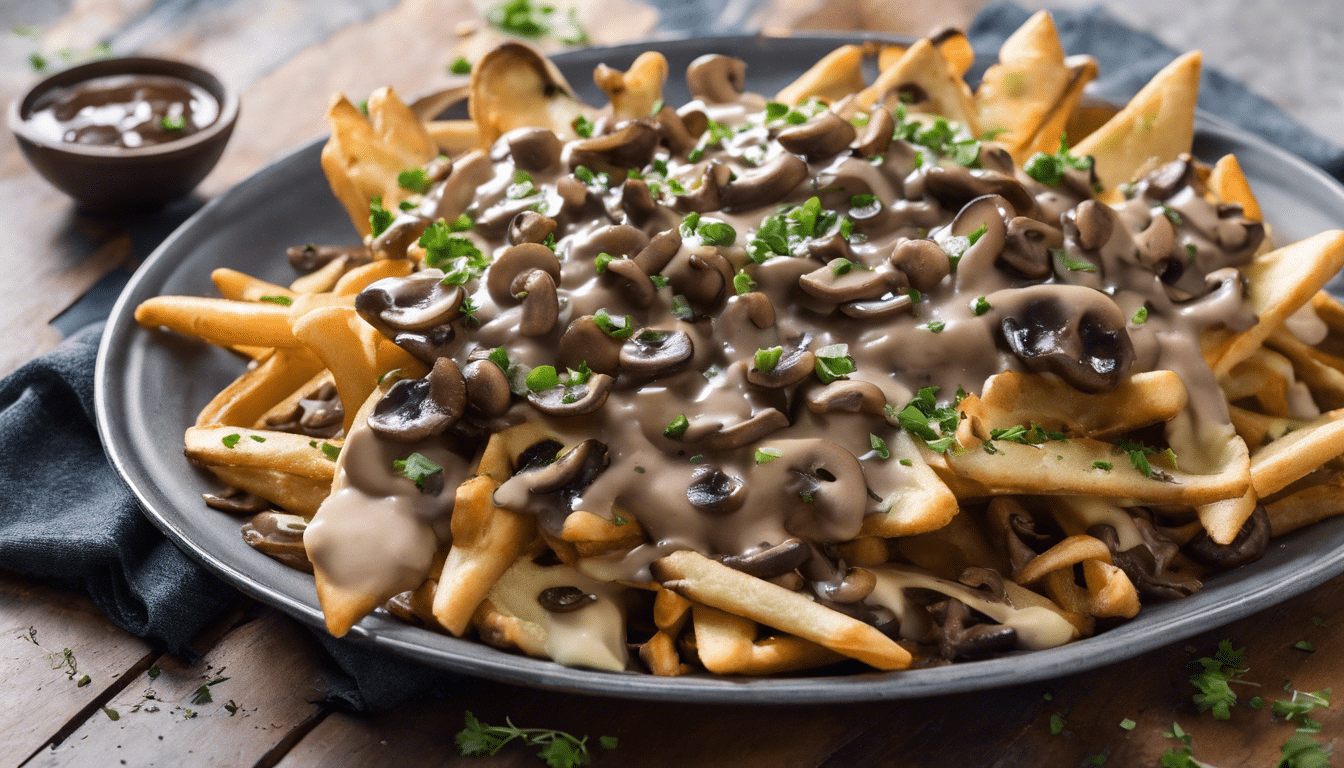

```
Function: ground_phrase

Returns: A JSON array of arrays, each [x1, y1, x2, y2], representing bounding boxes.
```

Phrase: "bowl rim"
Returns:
[[7, 55, 240, 160]]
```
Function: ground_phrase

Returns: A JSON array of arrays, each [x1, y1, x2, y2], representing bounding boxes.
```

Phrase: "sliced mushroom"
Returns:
[[684, 249, 734, 306], [839, 293, 913, 320], [719, 153, 809, 211], [1073, 200, 1114, 252], [923, 165, 1037, 219], [686, 54, 746, 104], [805, 380, 886, 415], [487, 243, 562, 305], [675, 161, 733, 213], [995, 287, 1136, 394], [702, 408, 790, 450], [1090, 522, 1201, 600], [820, 567, 877, 604], [1140, 155, 1195, 201], [620, 178, 658, 224], [799, 263, 890, 303], [203, 486, 269, 515], [603, 258, 658, 308], [850, 107, 894, 157], [806, 233, 855, 264], [558, 316, 626, 375], [719, 538, 809, 579], [782, 439, 868, 542], [632, 228, 682, 275], [957, 567, 1007, 603], [652, 103, 700, 153], [390, 323, 462, 366], [1185, 504, 1270, 569], [619, 329, 694, 379], [287, 243, 370, 273], [369, 357, 467, 440], [927, 598, 1017, 660], [264, 381, 344, 439], [521, 439, 610, 494], [509, 210, 558, 245], [463, 359, 513, 417], [538, 586, 598, 613], [889, 238, 951, 293], [998, 217, 1062, 280], [516, 269, 559, 336], [242, 511, 313, 573], [686, 466, 747, 514], [527, 373, 615, 417], [777, 111, 856, 161], [747, 344, 815, 388], [567, 119, 661, 175], [725, 291, 775, 329], [506, 127, 565, 172], [356, 273, 464, 335], [570, 224, 650, 263]]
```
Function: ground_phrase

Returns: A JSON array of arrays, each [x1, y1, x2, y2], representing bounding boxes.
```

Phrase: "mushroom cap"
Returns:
[[368, 357, 467, 441], [463, 359, 513, 417], [356, 272, 464, 334], [527, 373, 615, 417], [995, 286, 1136, 394], [486, 242, 562, 305], [686, 54, 747, 104], [619, 328, 694, 379]]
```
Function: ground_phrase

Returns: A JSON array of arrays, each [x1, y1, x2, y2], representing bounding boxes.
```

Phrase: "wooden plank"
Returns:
[[28, 610, 328, 768], [0, 570, 155, 767], [273, 680, 886, 768]]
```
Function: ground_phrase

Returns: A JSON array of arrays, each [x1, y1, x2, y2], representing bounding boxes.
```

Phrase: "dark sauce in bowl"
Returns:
[[24, 74, 219, 149]]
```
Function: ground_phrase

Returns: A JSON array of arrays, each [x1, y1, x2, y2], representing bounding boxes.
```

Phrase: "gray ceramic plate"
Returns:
[[97, 35, 1344, 703]]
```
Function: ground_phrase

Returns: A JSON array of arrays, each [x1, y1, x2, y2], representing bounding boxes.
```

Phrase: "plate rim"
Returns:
[[95, 33, 1344, 704]]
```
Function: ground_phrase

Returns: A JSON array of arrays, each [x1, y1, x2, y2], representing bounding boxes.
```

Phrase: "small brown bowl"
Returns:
[[8, 56, 239, 214]]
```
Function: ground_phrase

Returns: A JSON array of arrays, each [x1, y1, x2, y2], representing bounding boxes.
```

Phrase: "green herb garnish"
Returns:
[[394, 452, 444, 491]]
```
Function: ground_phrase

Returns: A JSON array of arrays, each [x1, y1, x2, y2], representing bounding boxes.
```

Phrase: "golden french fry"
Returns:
[[333, 257, 415, 296], [639, 630, 688, 676], [857, 38, 978, 134], [185, 426, 341, 482], [135, 296, 299, 348], [879, 29, 974, 78], [1017, 55, 1097, 160], [254, 369, 336, 431], [1197, 486, 1259, 546], [1203, 230, 1344, 378], [964, 370, 1187, 441], [893, 511, 1009, 580], [690, 604, 846, 675], [1267, 327, 1344, 411], [860, 431, 959, 537], [1221, 347, 1296, 417], [196, 347, 326, 428], [470, 42, 593, 146], [561, 509, 647, 558], [211, 268, 296, 303], [775, 45, 866, 106], [1208, 153, 1262, 221], [425, 119, 481, 155], [290, 306, 380, 435], [975, 11, 1088, 163], [1250, 408, 1344, 497], [1043, 559, 1140, 618], [1266, 477, 1344, 536], [1014, 534, 1112, 585], [367, 86, 438, 163], [937, 434, 1250, 506], [204, 465, 331, 518], [1074, 51, 1201, 196], [291, 254, 355, 294], [651, 550, 912, 671], [595, 51, 668, 120]]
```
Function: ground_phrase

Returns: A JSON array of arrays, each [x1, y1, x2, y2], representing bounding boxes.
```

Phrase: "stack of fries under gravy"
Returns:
[[135, 12, 1344, 676]]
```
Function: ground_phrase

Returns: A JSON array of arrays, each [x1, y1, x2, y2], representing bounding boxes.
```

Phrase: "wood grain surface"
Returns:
[[2, 0, 1343, 765]]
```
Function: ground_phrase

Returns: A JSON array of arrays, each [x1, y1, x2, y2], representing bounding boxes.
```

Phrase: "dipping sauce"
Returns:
[[24, 74, 219, 149]]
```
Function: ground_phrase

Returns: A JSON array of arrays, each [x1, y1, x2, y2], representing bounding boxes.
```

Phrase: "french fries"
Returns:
[[132, 14, 1344, 680]]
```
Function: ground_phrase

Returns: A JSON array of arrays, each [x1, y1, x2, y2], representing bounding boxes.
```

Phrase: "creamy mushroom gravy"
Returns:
[[24, 74, 219, 148], [301, 62, 1274, 668]]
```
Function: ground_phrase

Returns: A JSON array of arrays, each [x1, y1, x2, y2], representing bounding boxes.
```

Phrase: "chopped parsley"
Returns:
[[1132, 306, 1149, 324], [1055, 248, 1098, 273], [1278, 734, 1332, 768], [893, 386, 959, 453], [829, 258, 868, 276], [594, 252, 613, 274], [398, 168, 431, 193], [868, 434, 890, 459], [485, 0, 554, 38], [650, 274, 670, 289], [1116, 439, 1177, 480], [733, 269, 757, 295], [686, 118, 733, 162], [311, 440, 341, 460], [420, 221, 489, 283], [1272, 689, 1330, 734], [508, 169, 538, 199], [1049, 713, 1065, 735], [593, 308, 635, 339], [1022, 137, 1093, 186], [971, 296, 991, 316], [449, 56, 471, 75], [671, 294, 694, 320], [754, 346, 783, 372], [922, 320, 946, 333], [1293, 640, 1315, 653], [990, 423, 1066, 445], [258, 295, 292, 306], [221, 433, 242, 449], [526, 365, 561, 392], [664, 414, 689, 440], [1161, 204, 1184, 225], [394, 452, 444, 491], [1092, 460, 1113, 471], [369, 197, 394, 238], [754, 447, 782, 464], [572, 115, 595, 138], [160, 115, 186, 132], [967, 223, 988, 246], [697, 220, 736, 247], [813, 343, 857, 383], [1188, 640, 1248, 720], [748, 196, 838, 263], [1119, 718, 1136, 731]]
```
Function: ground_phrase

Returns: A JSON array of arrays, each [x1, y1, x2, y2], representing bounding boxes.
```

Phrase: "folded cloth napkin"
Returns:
[[2, 2, 1342, 713]]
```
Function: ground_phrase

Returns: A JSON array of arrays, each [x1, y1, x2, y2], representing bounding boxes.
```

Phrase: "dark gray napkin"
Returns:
[[3, 2, 1342, 713]]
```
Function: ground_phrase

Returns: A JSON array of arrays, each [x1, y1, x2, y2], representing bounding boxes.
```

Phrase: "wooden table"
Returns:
[[2, 1, 1341, 765]]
